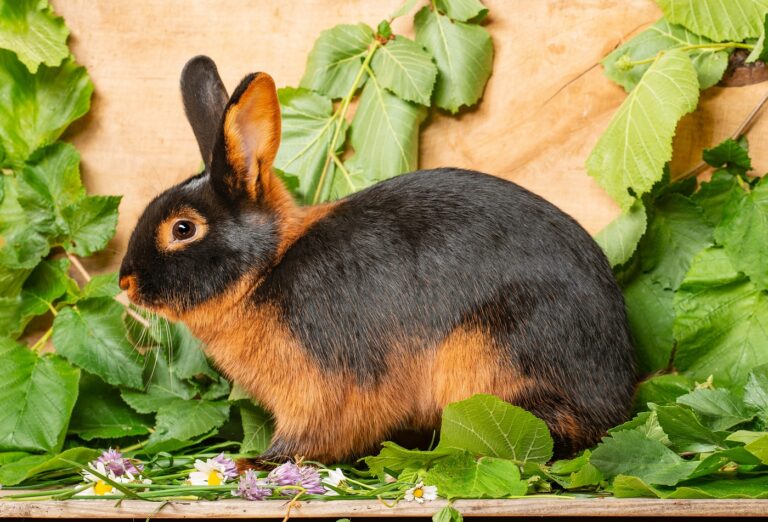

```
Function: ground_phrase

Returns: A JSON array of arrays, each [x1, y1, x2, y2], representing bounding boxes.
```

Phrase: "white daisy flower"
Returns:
[[188, 456, 234, 486], [322, 468, 347, 495], [404, 481, 438, 503], [76, 462, 128, 497]]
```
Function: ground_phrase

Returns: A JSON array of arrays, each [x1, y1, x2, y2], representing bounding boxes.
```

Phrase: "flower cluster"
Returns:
[[76, 449, 150, 497], [233, 461, 341, 500]]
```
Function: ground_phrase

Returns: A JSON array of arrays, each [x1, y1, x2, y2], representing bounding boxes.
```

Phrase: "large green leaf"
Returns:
[[0, 447, 98, 486], [363, 441, 453, 478], [639, 194, 714, 290], [414, 6, 493, 113], [150, 317, 217, 380], [587, 49, 699, 211], [0, 50, 92, 167], [623, 273, 675, 374], [348, 75, 426, 182], [676, 388, 755, 431], [60, 195, 121, 257], [371, 36, 437, 105], [68, 373, 151, 440], [146, 399, 230, 449], [595, 200, 647, 267], [52, 297, 145, 389], [435, 0, 488, 22], [424, 452, 527, 499], [299, 23, 374, 99], [692, 170, 745, 226], [703, 138, 752, 174], [0, 338, 79, 453], [603, 19, 728, 92], [0, 0, 69, 73], [120, 345, 197, 414], [655, 405, 726, 452], [0, 178, 51, 273], [240, 401, 274, 454], [715, 176, 768, 291], [656, 0, 768, 42], [273, 87, 345, 203], [437, 394, 553, 463], [745, 365, 768, 421], [673, 247, 768, 386], [590, 429, 698, 486]]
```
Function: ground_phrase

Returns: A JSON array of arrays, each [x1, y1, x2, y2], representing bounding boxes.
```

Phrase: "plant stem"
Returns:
[[67, 252, 91, 282], [311, 40, 381, 204], [625, 42, 753, 68], [30, 327, 53, 353]]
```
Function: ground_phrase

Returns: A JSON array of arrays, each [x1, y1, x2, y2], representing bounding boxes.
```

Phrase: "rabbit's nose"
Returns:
[[119, 274, 136, 293]]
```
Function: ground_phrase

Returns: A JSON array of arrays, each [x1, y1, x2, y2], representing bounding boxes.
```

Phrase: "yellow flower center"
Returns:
[[413, 488, 424, 498], [208, 470, 222, 486], [93, 480, 113, 495]]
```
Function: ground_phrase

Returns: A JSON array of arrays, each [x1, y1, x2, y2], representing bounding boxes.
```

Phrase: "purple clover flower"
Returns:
[[267, 461, 326, 496], [211, 453, 239, 480], [95, 448, 142, 477], [234, 470, 272, 501]]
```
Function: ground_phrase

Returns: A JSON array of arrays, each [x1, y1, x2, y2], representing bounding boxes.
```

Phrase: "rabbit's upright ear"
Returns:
[[180, 56, 229, 171], [210, 72, 281, 202]]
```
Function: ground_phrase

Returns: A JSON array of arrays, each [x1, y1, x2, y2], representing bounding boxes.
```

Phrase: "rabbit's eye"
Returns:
[[172, 220, 196, 241]]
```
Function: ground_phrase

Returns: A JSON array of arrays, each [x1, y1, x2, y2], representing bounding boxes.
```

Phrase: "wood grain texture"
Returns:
[[50, 0, 768, 277], [2, 497, 768, 518]]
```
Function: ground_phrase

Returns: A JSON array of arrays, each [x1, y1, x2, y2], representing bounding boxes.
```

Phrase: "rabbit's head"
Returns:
[[119, 56, 291, 317]]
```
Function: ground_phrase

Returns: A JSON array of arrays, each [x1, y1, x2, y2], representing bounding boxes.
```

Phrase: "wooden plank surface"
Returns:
[[2, 497, 768, 518]]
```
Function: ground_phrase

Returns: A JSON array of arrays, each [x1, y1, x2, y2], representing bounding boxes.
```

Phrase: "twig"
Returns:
[[674, 88, 768, 182], [67, 252, 91, 282]]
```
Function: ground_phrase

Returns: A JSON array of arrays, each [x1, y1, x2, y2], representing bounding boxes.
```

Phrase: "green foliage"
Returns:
[[595, 201, 647, 267], [587, 49, 699, 211], [656, 0, 768, 42], [0, 0, 69, 73], [424, 452, 527, 498]]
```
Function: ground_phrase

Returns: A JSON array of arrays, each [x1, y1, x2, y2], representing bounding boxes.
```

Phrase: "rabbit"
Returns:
[[119, 55, 636, 463]]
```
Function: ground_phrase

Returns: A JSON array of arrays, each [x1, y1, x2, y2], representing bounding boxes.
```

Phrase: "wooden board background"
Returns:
[[51, 0, 768, 275]]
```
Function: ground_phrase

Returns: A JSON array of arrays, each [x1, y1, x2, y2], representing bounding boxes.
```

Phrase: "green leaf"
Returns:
[[667, 476, 768, 499], [60, 195, 121, 256], [147, 399, 229, 448], [703, 138, 752, 173], [432, 506, 463, 522], [655, 404, 726, 452], [120, 344, 198, 414], [414, 6, 493, 113], [0, 338, 79, 453], [655, 0, 768, 42], [586, 49, 699, 211], [603, 19, 728, 92], [299, 23, 374, 99], [0, 0, 69, 73], [743, 434, 768, 463], [691, 170, 745, 225], [640, 194, 714, 290], [151, 317, 217, 380], [68, 373, 151, 440], [240, 401, 274, 454], [348, 75, 426, 181], [623, 273, 675, 374], [745, 365, 768, 421], [633, 374, 693, 412], [52, 297, 145, 389], [390, 0, 419, 20], [610, 410, 670, 445], [0, 177, 51, 272], [80, 272, 120, 299], [595, 200, 647, 267], [364, 441, 452, 477], [673, 247, 768, 386], [437, 394, 553, 463], [424, 452, 527, 499], [0, 447, 98, 486], [590, 429, 698, 486], [549, 450, 604, 489], [715, 176, 768, 291], [747, 13, 768, 62], [676, 388, 755, 431], [371, 36, 437, 106], [435, 0, 488, 22], [0, 50, 92, 167], [274, 87, 345, 203], [612, 474, 666, 498]]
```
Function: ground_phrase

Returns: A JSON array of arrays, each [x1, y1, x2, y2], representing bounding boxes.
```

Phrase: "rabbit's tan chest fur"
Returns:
[[177, 276, 532, 461]]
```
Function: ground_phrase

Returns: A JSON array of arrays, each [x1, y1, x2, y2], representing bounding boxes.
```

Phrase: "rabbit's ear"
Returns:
[[180, 56, 229, 171], [210, 72, 281, 201]]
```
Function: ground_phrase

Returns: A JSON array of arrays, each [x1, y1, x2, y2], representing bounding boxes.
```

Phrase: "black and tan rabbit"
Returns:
[[120, 56, 636, 463]]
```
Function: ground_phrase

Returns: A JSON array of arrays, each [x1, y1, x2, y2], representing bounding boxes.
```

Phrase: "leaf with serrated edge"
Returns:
[[587, 49, 699, 211], [371, 36, 437, 106], [299, 24, 374, 99], [0, 339, 79, 453], [240, 402, 274, 454], [595, 200, 647, 267], [61, 195, 121, 256], [349, 76, 426, 182], [437, 394, 553, 463], [52, 298, 144, 389], [603, 19, 728, 92], [673, 247, 768, 386], [676, 388, 755, 431], [0, 0, 69, 73], [424, 452, 527, 499], [414, 6, 492, 113], [656, 0, 768, 42], [147, 399, 229, 446]]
